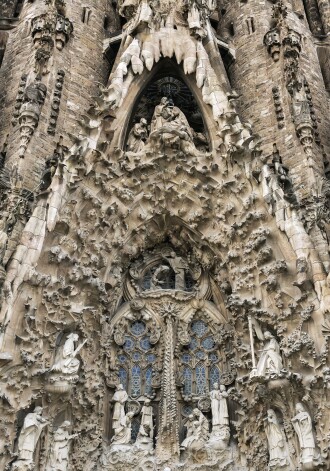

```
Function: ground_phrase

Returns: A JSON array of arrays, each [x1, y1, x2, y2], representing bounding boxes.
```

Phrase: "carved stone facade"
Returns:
[[0, 0, 329, 470]]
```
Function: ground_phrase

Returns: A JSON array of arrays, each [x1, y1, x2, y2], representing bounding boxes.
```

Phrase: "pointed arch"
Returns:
[[106, 58, 220, 152]]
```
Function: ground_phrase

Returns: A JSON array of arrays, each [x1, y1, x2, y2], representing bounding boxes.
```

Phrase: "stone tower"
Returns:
[[0, 0, 329, 470]]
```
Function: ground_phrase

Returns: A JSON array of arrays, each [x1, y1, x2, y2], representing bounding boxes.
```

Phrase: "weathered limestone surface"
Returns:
[[0, 1, 329, 471]]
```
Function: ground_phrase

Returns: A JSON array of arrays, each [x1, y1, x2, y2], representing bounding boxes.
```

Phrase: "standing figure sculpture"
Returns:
[[112, 384, 129, 432], [264, 409, 290, 470], [50, 333, 86, 377], [47, 421, 78, 471], [291, 403, 317, 467], [135, 399, 154, 450], [210, 383, 229, 427], [209, 383, 230, 448], [163, 251, 188, 290], [16, 407, 48, 464], [256, 331, 283, 377]]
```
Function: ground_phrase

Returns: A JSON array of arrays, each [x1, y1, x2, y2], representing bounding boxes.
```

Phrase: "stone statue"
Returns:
[[256, 331, 283, 377], [16, 407, 48, 463], [210, 383, 229, 427], [47, 421, 78, 471], [264, 409, 289, 469], [291, 403, 317, 466], [181, 408, 209, 452], [126, 118, 148, 152], [180, 414, 195, 450], [50, 333, 87, 377], [112, 384, 129, 431], [111, 410, 134, 446], [135, 399, 154, 450], [140, 399, 154, 439], [162, 251, 188, 290]]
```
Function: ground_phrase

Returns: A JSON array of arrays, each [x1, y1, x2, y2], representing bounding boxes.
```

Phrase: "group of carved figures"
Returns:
[[13, 407, 77, 471], [109, 383, 318, 468], [126, 96, 208, 156]]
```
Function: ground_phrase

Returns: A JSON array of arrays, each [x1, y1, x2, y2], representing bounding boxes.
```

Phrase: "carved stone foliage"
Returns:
[[0, 1, 329, 471], [31, 9, 73, 75]]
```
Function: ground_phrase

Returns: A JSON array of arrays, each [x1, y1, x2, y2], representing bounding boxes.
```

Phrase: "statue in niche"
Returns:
[[264, 409, 290, 470], [162, 251, 188, 290], [150, 265, 172, 290], [126, 118, 148, 153], [135, 399, 154, 450], [180, 414, 195, 450], [112, 384, 129, 432], [16, 407, 48, 464], [181, 408, 209, 453], [50, 333, 87, 377], [210, 383, 229, 427], [254, 331, 283, 378], [208, 383, 230, 448], [47, 421, 78, 471], [149, 97, 200, 153], [111, 411, 135, 446], [291, 403, 318, 466]]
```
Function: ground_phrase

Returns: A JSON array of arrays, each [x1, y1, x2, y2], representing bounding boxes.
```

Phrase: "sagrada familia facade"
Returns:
[[0, 0, 329, 470]]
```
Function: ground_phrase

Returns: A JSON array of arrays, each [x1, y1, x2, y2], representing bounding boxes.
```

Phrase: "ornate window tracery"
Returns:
[[179, 319, 220, 398], [116, 320, 160, 398]]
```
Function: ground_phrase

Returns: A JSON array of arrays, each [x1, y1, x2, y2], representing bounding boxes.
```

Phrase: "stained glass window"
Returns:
[[131, 417, 141, 442], [183, 367, 192, 395], [130, 321, 146, 336], [180, 318, 220, 397], [116, 321, 159, 398], [131, 365, 141, 397], [145, 367, 153, 395], [119, 367, 128, 390]]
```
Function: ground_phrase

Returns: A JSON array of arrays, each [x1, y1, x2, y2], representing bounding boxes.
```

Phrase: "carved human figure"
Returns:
[[264, 409, 289, 469], [150, 97, 194, 148], [140, 398, 154, 439], [256, 331, 283, 377], [17, 407, 48, 462], [180, 414, 196, 450], [210, 383, 229, 427], [111, 411, 134, 445], [112, 383, 129, 431], [163, 251, 188, 290], [47, 421, 78, 471], [126, 118, 148, 152], [291, 403, 316, 465], [181, 408, 209, 450], [50, 333, 86, 376]]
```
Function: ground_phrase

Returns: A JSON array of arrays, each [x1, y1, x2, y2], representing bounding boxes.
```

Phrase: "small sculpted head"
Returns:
[[34, 406, 43, 414], [213, 382, 219, 390], [295, 403, 305, 413], [264, 331, 273, 340]]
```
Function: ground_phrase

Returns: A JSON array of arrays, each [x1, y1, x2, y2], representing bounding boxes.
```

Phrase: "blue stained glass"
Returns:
[[196, 364, 207, 395], [131, 417, 140, 442], [132, 351, 141, 361], [181, 353, 191, 363], [202, 337, 215, 351], [118, 354, 127, 363], [182, 404, 193, 417], [183, 367, 192, 395], [123, 336, 135, 351], [209, 353, 218, 362], [119, 367, 128, 390], [191, 320, 208, 337], [140, 337, 151, 351], [130, 321, 146, 336], [210, 366, 220, 388], [196, 350, 205, 360], [145, 367, 153, 395], [131, 365, 141, 397], [147, 354, 156, 363], [188, 338, 198, 351]]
